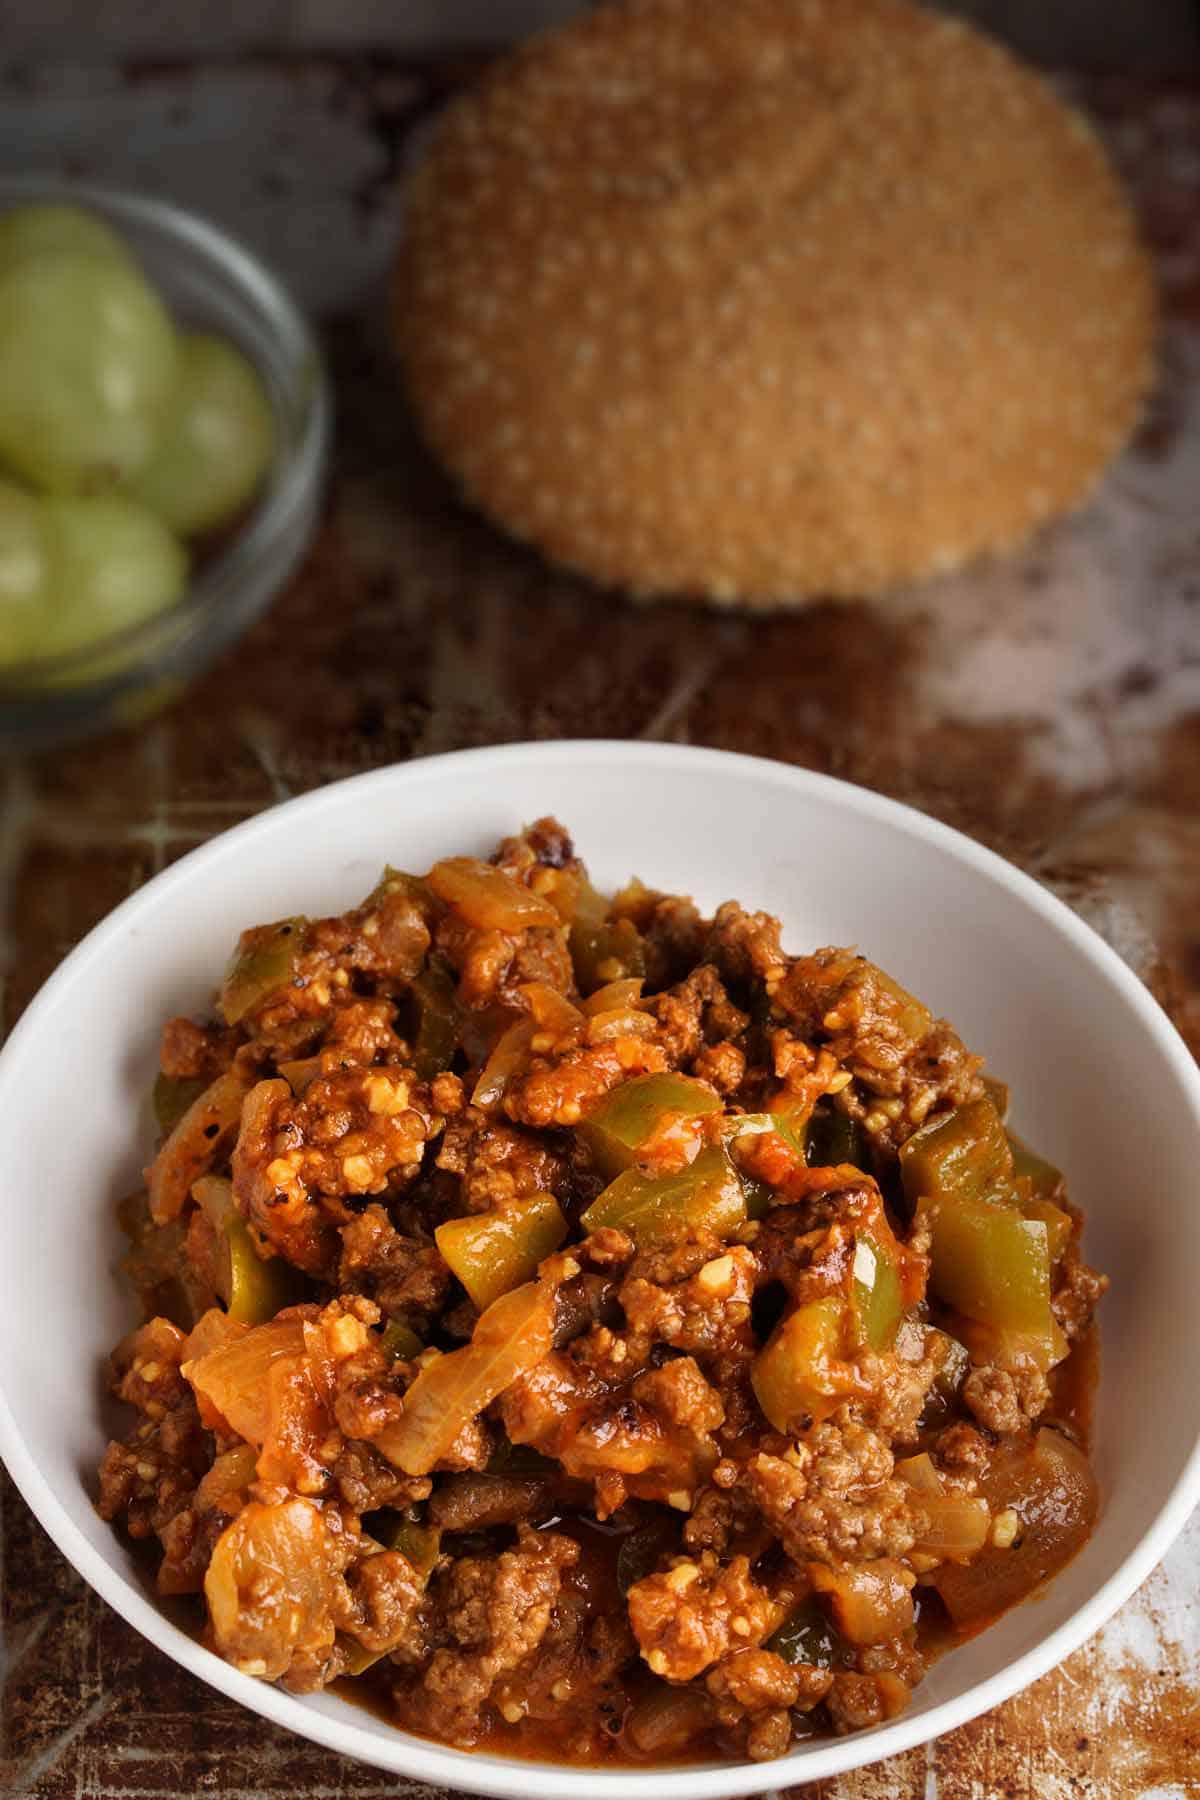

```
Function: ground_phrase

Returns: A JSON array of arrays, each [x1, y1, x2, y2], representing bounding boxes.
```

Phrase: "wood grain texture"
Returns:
[[0, 56, 1197, 1800]]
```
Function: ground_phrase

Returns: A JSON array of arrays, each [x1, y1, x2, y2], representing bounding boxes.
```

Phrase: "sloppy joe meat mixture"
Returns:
[[98, 818, 1106, 1765]]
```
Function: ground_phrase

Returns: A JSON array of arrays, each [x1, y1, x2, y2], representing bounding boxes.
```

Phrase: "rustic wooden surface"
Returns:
[[1, 54, 1199, 1800]]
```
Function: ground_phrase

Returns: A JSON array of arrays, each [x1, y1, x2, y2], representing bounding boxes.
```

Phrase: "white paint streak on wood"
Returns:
[[637, 643, 721, 743], [0, 1600, 58, 1687], [241, 713, 294, 803], [139, 719, 173, 876], [7, 1689, 115, 1792]]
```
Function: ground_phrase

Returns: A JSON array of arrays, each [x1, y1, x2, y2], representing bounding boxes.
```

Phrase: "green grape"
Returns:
[[40, 495, 187, 658], [0, 249, 178, 494], [0, 203, 133, 275], [0, 479, 54, 666], [134, 333, 275, 535]]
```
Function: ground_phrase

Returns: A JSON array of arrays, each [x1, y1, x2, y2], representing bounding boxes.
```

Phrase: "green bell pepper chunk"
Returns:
[[219, 916, 307, 1025], [926, 1192, 1064, 1364], [900, 1097, 1066, 1365], [742, 1175, 773, 1220], [579, 1071, 723, 1177], [1009, 1128, 1071, 1257], [1008, 1130, 1066, 1200], [722, 1109, 801, 1155], [899, 1095, 1013, 1209], [339, 1640, 385, 1678], [366, 866, 435, 913], [723, 1110, 803, 1206], [726, 1100, 869, 1180], [569, 881, 645, 995], [851, 1232, 903, 1352], [435, 1191, 569, 1312], [224, 1214, 306, 1324], [384, 1517, 442, 1578], [191, 1180, 305, 1324], [152, 1073, 207, 1135], [193, 1174, 306, 1323], [379, 1317, 424, 1361], [872, 965, 934, 1045], [767, 1600, 840, 1669], [805, 1101, 869, 1171], [760, 1096, 808, 1159], [581, 1144, 746, 1246], [752, 1295, 874, 1433], [1019, 1194, 1073, 1265], [410, 955, 459, 1080]]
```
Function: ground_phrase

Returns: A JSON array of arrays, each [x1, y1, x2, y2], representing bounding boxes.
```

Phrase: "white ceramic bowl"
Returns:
[[1, 741, 1198, 1800]]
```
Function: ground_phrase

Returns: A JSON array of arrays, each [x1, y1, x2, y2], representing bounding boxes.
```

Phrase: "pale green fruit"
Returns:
[[0, 478, 55, 666], [0, 203, 134, 276], [40, 494, 188, 658], [135, 332, 275, 536], [0, 250, 178, 493]]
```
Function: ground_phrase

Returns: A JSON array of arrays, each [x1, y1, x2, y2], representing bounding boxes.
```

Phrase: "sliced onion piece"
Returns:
[[377, 1279, 556, 1476]]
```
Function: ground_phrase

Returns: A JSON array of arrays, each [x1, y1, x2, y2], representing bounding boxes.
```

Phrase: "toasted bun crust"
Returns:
[[395, 0, 1155, 604]]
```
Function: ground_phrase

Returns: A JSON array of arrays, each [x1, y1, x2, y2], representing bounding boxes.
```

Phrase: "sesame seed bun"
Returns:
[[394, 0, 1155, 605]]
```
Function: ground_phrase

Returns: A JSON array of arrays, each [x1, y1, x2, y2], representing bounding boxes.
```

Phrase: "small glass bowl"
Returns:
[[0, 176, 331, 753]]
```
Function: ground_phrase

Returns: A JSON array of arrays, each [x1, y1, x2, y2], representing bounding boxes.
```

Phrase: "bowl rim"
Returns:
[[0, 173, 331, 690], [0, 739, 1197, 1799]]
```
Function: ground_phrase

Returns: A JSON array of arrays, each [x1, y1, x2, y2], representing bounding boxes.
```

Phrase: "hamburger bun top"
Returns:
[[395, 0, 1155, 605]]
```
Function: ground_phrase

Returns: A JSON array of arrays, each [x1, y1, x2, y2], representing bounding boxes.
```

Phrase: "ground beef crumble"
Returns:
[[393, 1527, 579, 1744]]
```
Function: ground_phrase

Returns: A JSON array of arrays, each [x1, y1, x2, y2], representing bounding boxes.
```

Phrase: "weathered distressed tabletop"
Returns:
[[1, 53, 1198, 1800]]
